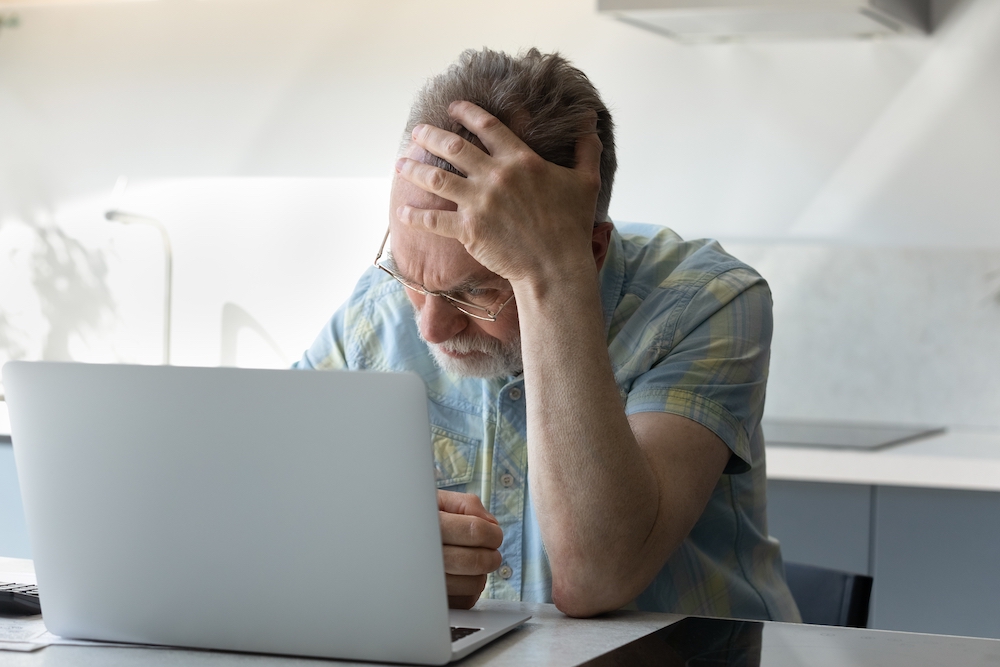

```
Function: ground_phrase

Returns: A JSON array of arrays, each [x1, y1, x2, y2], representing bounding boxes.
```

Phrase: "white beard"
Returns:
[[414, 314, 523, 379]]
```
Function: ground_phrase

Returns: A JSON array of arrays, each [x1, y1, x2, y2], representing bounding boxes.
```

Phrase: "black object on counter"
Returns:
[[0, 582, 41, 615]]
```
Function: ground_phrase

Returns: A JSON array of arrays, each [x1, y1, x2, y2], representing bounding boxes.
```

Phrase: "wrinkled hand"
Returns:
[[395, 101, 602, 286], [438, 489, 504, 609]]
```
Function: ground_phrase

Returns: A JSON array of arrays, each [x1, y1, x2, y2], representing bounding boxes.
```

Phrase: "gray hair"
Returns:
[[402, 48, 617, 224]]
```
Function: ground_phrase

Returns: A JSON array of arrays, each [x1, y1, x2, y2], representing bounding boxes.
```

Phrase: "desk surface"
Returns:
[[2, 601, 677, 667], [4, 602, 1000, 667], [4, 554, 1000, 667]]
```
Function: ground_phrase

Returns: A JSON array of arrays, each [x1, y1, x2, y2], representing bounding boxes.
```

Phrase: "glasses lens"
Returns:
[[377, 256, 512, 320], [446, 288, 506, 310]]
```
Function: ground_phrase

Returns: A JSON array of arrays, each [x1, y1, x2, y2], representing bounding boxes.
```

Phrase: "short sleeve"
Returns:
[[624, 270, 773, 474], [292, 267, 386, 371]]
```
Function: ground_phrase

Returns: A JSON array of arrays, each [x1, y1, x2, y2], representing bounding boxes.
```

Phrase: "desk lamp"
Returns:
[[104, 209, 173, 365]]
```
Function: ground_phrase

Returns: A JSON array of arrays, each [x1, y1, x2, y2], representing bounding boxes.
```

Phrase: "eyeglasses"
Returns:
[[373, 228, 516, 322]]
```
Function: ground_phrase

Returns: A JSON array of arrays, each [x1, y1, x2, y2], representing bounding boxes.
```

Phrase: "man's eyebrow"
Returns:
[[383, 252, 402, 275], [449, 276, 493, 293]]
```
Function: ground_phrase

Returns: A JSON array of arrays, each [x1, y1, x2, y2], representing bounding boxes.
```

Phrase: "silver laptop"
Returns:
[[2, 361, 529, 665]]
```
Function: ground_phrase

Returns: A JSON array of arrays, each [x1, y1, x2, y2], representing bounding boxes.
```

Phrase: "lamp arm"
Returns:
[[105, 210, 173, 365]]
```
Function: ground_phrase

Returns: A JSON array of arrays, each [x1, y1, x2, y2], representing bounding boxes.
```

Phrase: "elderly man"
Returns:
[[296, 48, 800, 621]]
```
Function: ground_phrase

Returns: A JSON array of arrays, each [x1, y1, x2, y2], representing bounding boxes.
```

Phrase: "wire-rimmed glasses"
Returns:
[[373, 228, 515, 322]]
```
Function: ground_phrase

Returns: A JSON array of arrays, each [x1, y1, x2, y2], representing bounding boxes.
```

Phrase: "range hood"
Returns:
[[598, 0, 931, 41]]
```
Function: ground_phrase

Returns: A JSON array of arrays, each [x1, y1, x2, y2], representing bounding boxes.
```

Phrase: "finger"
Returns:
[[396, 203, 463, 241], [410, 123, 491, 176], [447, 100, 525, 157], [446, 573, 488, 597], [437, 490, 498, 523], [574, 113, 603, 178], [442, 544, 503, 575], [440, 511, 504, 549], [448, 595, 480, 610], [395, 156, 470, 203]]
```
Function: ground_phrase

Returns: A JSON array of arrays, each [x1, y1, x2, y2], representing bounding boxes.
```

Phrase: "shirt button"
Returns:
[[508, 388, 522, 401], [498, 564, 513, 580], [500, 473, 515, 488]]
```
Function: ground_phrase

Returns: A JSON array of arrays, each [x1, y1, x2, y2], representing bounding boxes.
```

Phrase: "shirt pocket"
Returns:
[[431, 426, 479, 489]]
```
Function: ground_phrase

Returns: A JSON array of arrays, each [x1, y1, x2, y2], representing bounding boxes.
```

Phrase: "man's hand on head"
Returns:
[[437, 489, 504, 609], [394, 101, 603, 288]]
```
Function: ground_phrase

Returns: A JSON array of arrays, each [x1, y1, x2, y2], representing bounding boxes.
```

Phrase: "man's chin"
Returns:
[[428, 345, 522, 379]]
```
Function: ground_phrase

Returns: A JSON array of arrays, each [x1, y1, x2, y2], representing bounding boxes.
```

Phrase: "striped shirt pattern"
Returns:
[[294, 222, 801, 622]]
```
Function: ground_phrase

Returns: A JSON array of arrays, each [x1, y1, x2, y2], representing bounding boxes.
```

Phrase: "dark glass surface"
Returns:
[[579, 616, 1000, 667], [580, 617, 761, 667], [760, 419, 944, 450]]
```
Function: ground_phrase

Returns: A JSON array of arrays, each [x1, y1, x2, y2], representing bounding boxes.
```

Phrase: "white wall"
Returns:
[[1, 0, 998, 425]]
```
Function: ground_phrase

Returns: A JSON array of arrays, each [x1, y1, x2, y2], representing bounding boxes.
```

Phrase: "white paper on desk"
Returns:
[[45, 634, 172, 649], [0, 615, 51, 652], [0, 642, 46, 652], [2, 623, 172, 652]]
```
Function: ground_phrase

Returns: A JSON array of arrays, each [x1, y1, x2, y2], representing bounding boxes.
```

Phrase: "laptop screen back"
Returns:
[[3, 362, 453, 665]]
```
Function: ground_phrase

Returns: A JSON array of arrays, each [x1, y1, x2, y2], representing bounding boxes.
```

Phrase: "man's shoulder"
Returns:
[[336, 267, 488, 399], [613, 222, 765, 298], [345, 264, 401, 305], [328, 266, 430, 369]]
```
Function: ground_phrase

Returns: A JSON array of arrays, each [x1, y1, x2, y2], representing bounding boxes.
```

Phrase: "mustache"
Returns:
[[435, 333, 505, 356], [412, 309, 523, 378], [410, 308, 502, 355]]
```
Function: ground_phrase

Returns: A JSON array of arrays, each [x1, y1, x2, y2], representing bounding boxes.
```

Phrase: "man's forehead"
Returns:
[[387, 227, 498, 287], [388, 177, 499, 290]]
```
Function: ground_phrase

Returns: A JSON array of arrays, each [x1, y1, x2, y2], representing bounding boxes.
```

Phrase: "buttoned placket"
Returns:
[[486, 377, 528, 600]]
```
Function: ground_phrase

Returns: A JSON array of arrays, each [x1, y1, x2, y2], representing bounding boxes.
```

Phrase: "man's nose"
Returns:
[[418, 294, 468, 344]]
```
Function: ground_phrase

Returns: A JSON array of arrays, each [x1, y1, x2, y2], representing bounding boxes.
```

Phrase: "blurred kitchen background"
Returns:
[[3, 0, 998, 433], [1, 0, 998, 431], [3, 0, 1000, 638]]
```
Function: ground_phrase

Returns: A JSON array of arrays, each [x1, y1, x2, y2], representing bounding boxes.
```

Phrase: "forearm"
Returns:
[[514, 265, 662, 616]]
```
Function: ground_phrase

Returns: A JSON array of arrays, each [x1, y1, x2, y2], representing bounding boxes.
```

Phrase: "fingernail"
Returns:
[[395, 205, 406, 221], [395, 158, 405, 173], [412, 124, 425, 138]]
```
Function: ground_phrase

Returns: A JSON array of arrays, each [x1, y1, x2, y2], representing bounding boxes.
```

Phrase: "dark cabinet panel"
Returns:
[[767, 480, 873, 576], [872, 486, 1000, 639]]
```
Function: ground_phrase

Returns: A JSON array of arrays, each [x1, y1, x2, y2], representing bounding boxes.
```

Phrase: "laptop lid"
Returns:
[[3, 361, 456, 665]]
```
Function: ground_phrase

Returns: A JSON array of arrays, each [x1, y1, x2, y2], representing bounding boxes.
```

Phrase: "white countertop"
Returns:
[[767, 427, 1000, 492]]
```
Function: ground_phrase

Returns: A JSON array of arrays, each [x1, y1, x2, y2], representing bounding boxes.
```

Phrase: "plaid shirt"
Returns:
[[295, 222, 801, 622]]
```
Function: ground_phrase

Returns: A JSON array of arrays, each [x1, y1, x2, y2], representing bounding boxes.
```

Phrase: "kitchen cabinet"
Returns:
[[767, 428, 1000, 638]]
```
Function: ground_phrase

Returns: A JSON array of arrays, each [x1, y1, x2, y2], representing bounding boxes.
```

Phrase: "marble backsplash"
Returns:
[[725, 241, 1000, 429]]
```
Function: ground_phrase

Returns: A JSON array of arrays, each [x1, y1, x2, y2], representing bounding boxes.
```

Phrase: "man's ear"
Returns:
[[592, 221, 615, 272]]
